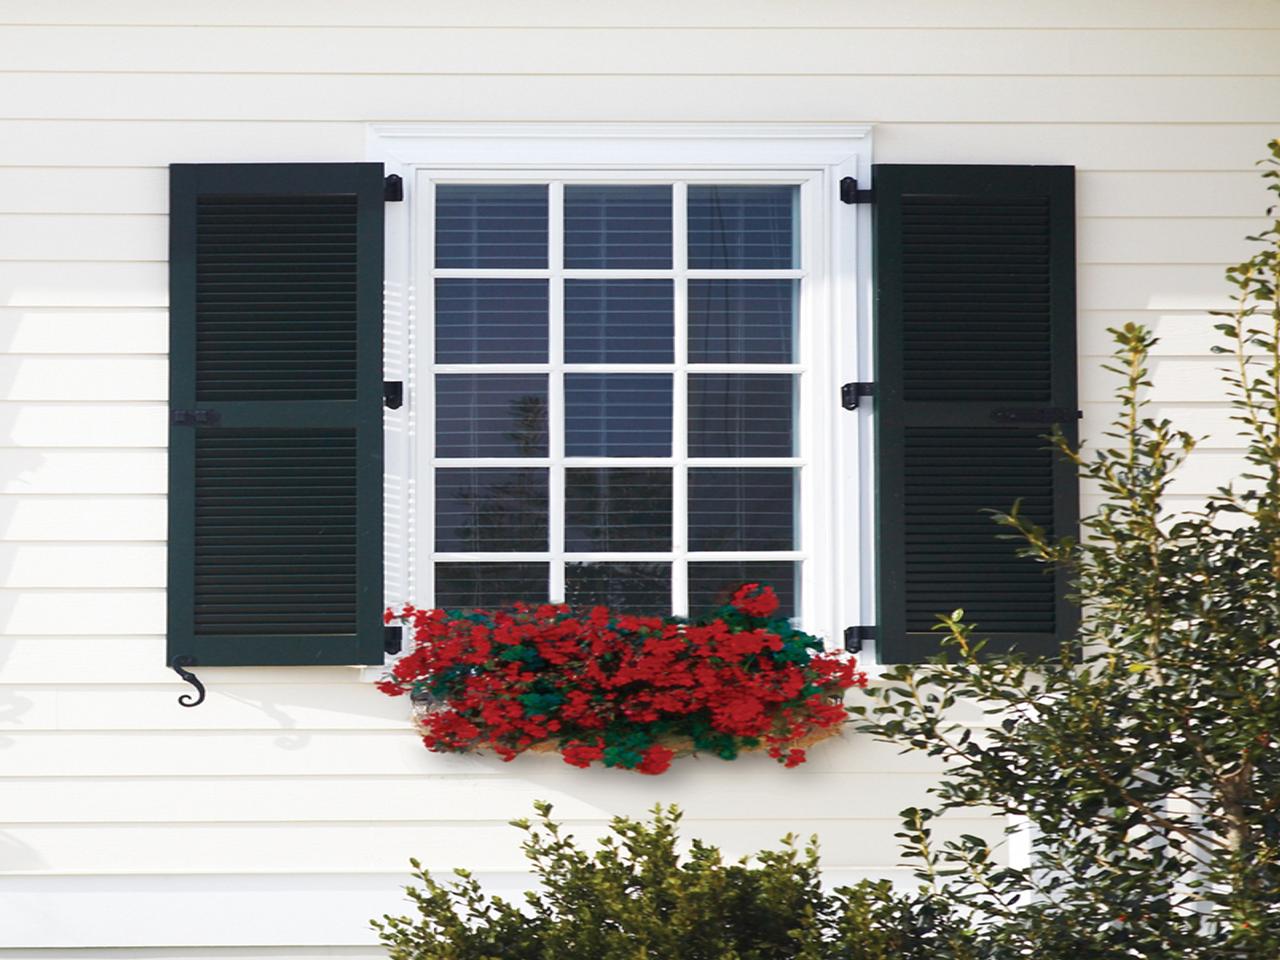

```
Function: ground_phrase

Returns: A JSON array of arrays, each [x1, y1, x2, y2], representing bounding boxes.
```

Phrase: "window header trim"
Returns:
[[368, 122, 872, 171]]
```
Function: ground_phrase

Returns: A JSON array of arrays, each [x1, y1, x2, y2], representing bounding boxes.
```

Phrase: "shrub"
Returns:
[[849, 140, 1280, 957], [373, 802, 831, 960], [373, 801, 978, 960]]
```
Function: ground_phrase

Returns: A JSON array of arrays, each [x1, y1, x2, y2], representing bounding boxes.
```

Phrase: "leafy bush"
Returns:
[[850, 140, 1280, 957], [373, 801, 974, 960], [373, 802, 822, 960]]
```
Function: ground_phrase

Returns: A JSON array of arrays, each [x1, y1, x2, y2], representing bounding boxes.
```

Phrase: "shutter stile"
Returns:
[[874, 165, 1078, 663], [169, 164, 385, 667]]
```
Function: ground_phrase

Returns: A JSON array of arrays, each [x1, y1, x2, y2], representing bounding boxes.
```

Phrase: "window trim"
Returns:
[[369, 123, 873, 655]]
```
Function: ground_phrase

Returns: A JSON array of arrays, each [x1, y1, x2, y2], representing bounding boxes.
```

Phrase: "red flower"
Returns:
[[637, 745, 674, 775], [560, 739, 605, 768], [729, 583, 780, 619]]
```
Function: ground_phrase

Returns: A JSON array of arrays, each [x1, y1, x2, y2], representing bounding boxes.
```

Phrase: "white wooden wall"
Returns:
[[0, 2, 1277, 956]]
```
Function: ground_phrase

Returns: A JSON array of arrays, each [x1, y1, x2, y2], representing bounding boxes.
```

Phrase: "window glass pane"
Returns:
[[689, 468, 795, 551], [688, 279, 797, 364], [566, 562, 671, 614], [565, 280, 673, 363], [687, 185, 798, 269], [564, 185, 672, 269], [688, 374, 795, 458], [435, 468, 548, 552], [688, 561, 796, 619], [566, 373, 672, 457], [435, 184, 547, 268], [436, 374, 548, 458], [566, 468, 672, 551], [435, 562, 548, 608], [435, 279, 548, 364]]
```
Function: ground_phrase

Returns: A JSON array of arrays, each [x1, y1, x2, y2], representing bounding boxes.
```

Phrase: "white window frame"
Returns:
[[370, 123, 874, 654]]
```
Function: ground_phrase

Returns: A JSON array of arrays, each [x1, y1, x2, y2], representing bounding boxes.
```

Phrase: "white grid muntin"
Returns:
[[374, 123, 871, 654]]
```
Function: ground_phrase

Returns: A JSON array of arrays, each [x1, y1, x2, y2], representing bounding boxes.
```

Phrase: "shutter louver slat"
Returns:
[[874, 164, 1078, 663], [168, 163, 385, 667]]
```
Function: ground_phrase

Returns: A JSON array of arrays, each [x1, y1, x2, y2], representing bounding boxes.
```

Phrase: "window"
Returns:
[[424, 176, 817, 621], [378, 125, 873, 645]]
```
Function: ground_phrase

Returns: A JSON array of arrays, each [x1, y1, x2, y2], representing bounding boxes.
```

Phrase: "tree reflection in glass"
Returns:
[[436, 468, 548, 553], [566, 468, 672, 552], [566, 562, 671, 614]]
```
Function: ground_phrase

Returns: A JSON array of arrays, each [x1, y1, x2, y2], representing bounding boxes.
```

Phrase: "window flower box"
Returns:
[[377, 584, 866, 774]]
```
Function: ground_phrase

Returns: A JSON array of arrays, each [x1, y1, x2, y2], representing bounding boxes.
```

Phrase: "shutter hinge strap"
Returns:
[[844, 625, 875, 654], [384, 174, 404, 202], [170, 655, 206, 708], [841, 382, 875, 410], [839, 176, 874, 205]]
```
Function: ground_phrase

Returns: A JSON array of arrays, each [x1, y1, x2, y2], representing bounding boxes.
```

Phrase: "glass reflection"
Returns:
[[566, 374, 672, 457], [565, 279, 673, 363], [688, 374, 795, 458], [435, 184, 548, 269], [435, 374, 548, 458], [687, 185, 799, 270], [434, 562, 549, 608], [435, 468, 548, 552], [689, 468, 795, 551], [435, 279, 548, 364], [565, 468, 672, 551], [688, 561, 796, 619], [566, 562, 671, 614], [688, 279, 796, 364], [564, 184, 672, 269]]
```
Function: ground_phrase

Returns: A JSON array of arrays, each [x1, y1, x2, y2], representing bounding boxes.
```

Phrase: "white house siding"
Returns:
[[0, 1, 1276, 956]]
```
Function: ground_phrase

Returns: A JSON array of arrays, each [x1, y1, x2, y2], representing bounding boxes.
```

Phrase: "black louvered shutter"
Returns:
[[873, 165, 1078, 663], [168, 163, 385, 666]]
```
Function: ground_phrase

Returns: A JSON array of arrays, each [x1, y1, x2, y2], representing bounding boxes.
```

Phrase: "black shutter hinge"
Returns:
[[384, 174, 404, 202], [839, 176, 874, 205], [170, 655, 206, 708], [383, 380, 404, 410], [171, 409, 221, 427], [841, 382, 875, 410], [844, 625, 875, 654], [384, 624, 404, 656]]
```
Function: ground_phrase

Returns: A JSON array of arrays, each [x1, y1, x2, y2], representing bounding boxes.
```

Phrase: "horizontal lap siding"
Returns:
[[2, 75, 1279, 122], [0, 1, 1276, 954], [0, 27, 1276, 75], [0, 0, 1274, 27]]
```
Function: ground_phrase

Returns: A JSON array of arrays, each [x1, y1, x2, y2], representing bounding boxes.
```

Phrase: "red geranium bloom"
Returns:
[[637, 745, 675, 775], [729, 583, 780, 619]]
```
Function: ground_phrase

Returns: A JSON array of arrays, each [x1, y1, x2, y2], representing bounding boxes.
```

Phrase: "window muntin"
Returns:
[[424, 175, 817, 621]]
